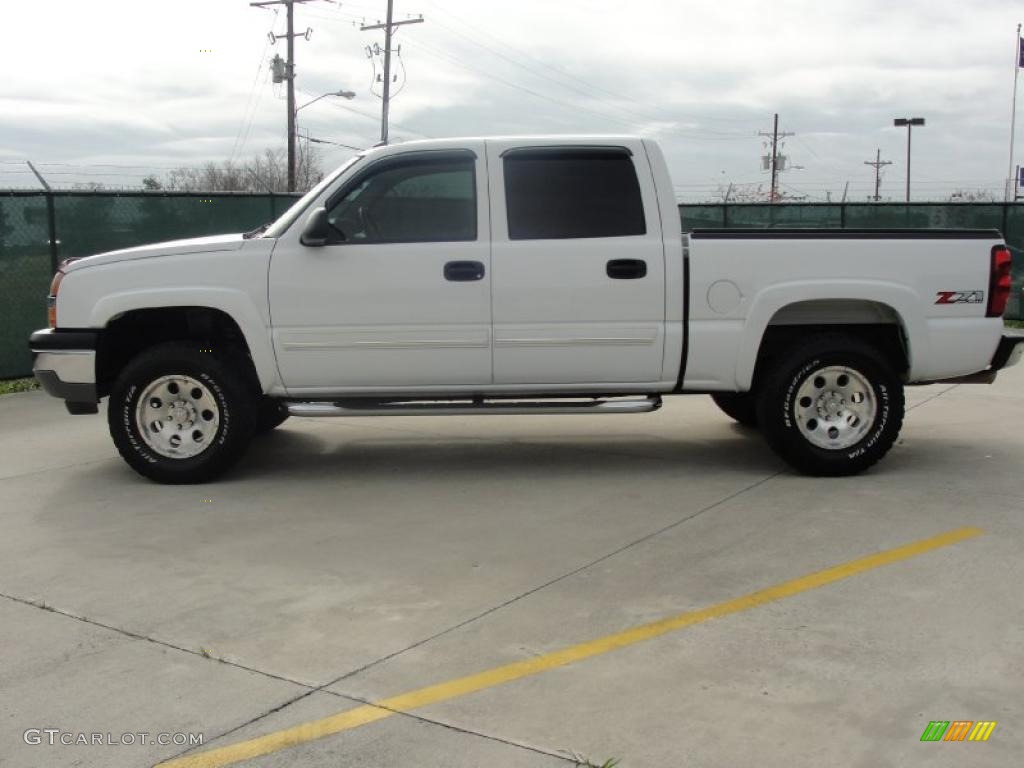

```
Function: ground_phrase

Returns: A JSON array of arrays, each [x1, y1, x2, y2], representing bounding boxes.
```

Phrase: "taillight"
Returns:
[[987, 245, 1012, 318], [47, 269, 64, 328]]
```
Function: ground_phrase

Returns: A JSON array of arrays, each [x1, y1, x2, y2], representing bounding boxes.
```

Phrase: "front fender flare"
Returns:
[[91, 288, 279, 392]]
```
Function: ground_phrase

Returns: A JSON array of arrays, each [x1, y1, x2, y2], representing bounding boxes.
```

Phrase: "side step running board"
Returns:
[[287, 396, 662, 418]]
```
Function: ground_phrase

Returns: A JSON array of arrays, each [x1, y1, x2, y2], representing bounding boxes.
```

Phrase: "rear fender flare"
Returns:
[[736, 281, 923, 390]]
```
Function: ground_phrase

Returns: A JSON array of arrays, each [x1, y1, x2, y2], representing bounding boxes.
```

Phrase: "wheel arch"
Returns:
[[737, 283, 924, 390], [94, 298, 277, 395]]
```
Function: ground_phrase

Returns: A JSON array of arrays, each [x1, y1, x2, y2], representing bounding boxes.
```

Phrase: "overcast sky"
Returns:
[[2, 0, 1022, 200]]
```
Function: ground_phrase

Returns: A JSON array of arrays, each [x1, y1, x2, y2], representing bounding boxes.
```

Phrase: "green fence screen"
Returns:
[[1, 195, 1021, 379], [0, 191, 299, 379]]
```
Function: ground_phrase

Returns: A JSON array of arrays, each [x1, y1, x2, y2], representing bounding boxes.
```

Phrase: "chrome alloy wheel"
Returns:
[[135, 375, 220, 459], [793, 365, 876, 450]]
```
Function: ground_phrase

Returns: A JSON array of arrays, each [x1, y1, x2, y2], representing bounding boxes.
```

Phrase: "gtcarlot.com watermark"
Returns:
[[24, 729, 203, 747]]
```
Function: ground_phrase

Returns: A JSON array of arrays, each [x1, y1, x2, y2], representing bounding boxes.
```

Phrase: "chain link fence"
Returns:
[[0, 191, 299, 379], [1, 195, 1021, 379]]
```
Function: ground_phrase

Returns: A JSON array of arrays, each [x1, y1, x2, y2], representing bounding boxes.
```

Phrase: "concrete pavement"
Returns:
[[0, 369, 1021, 767]]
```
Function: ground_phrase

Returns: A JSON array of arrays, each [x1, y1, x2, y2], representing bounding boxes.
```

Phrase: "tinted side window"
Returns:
[[328, 154, 476, 244], [504, 149, 646, 240]]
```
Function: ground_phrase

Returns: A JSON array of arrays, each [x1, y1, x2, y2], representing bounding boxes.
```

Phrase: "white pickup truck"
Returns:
[[30, 136, 1023, 483]]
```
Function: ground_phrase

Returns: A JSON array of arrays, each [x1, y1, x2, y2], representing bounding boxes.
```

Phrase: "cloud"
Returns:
[[2, 0, 1021, 199]]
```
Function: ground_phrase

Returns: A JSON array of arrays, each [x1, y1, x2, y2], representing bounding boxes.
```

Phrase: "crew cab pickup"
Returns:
[[29, 136, 1024, 483]]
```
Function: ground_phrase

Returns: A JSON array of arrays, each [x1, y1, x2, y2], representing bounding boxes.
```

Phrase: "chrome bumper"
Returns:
[[29, 329, 99, 413]]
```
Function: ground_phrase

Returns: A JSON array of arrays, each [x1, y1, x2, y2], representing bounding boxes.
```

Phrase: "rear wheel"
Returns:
[[108, 342, 256, 484], [710, 392, 758, 428], [756, 335, 904, 476]]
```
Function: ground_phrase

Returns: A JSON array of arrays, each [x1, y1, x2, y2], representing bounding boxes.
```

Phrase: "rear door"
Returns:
[[485, 140, 666, 385]]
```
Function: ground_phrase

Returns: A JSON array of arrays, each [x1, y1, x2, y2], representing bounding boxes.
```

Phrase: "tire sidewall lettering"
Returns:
[[784, 358, 888, 458], [782, 358, 822, 428], [120, 367, 231, 467]]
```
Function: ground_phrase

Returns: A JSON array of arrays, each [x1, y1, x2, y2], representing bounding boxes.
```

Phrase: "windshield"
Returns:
[[262, 155, 364, 238]]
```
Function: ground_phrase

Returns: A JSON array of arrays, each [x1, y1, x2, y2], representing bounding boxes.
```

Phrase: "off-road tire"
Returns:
[[108, 342, 257, 484], [756, 334, 904, 476]]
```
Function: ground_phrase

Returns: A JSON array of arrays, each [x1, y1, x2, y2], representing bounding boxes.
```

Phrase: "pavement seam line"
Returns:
[[0, 592, 318, 692], [322, 471, 782, 687], [155, 525, 983, 768], [0, 590, 570, 768], [162, 471, 780, 763], [907, 384, 958, 411], [319, 688, 578, 764]]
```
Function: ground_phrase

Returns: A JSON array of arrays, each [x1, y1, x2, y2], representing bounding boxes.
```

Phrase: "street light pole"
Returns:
[[893, 117, 925, 203], [293, 89, 356, 183]]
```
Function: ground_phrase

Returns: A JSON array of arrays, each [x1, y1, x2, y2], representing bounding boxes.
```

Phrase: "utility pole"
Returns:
[[758, 113, 794, 203], [1008, 24, 1021, 201], [361, 1, 424, 144], [250, 0, 313, 192], [864, 149, 893, 202]]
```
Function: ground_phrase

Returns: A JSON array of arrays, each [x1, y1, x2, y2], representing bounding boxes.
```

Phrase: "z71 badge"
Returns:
[[935, 290, 984, 305]]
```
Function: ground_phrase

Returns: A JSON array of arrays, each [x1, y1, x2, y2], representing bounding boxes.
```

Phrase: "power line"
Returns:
[[297, 86, 432, 137], [418, 0, 753, 128], [418, 19, 750, 134], [230, 8, 279, 164], [309, 4, 752, 138], [404, 38, 670, 134]]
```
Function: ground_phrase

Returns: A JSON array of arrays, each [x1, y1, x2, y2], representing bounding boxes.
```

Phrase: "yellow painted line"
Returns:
[[158, 525, 982, 768]]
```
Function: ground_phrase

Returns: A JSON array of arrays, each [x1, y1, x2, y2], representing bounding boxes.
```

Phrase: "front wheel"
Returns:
[[756, 335, 904, 476], [108, 342, 256, 484]]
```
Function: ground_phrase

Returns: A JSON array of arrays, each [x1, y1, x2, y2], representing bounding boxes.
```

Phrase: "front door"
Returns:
[[269, 145, 492, 394]]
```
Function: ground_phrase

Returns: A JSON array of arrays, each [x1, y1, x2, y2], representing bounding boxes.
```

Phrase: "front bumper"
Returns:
[[29, 329, 100, 414]]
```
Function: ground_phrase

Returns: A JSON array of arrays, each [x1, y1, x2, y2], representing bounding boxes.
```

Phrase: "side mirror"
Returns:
[[300, 207, 331, 247]]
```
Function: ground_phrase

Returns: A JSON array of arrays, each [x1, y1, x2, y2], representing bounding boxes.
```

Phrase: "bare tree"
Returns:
[[711, 183, 806, 203], [948, 189, 998, 203], [164, 145, 325, 193]]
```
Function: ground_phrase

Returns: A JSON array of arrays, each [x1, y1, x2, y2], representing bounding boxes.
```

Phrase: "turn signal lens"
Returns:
[[987, 245, 1012, 318], [47, 270, 64, 328]]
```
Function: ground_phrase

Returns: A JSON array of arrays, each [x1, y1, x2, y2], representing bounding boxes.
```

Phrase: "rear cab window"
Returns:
[[502, 147, 646, 240]]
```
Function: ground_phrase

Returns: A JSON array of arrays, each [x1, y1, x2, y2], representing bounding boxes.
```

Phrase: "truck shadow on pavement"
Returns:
[[228, 422, 782, 483]]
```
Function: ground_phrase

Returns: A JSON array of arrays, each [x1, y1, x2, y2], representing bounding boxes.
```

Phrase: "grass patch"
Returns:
[[566, 753, 620, 768], [0, 377, 39, 395], [1006, 319, 1024, 329]]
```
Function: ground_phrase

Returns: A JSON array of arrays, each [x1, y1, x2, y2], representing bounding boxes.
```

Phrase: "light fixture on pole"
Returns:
[[296, 89, 357, 115], [893, 117, 925, 203], [295, 89, 356, 132], [294, 90, 356, 169]]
